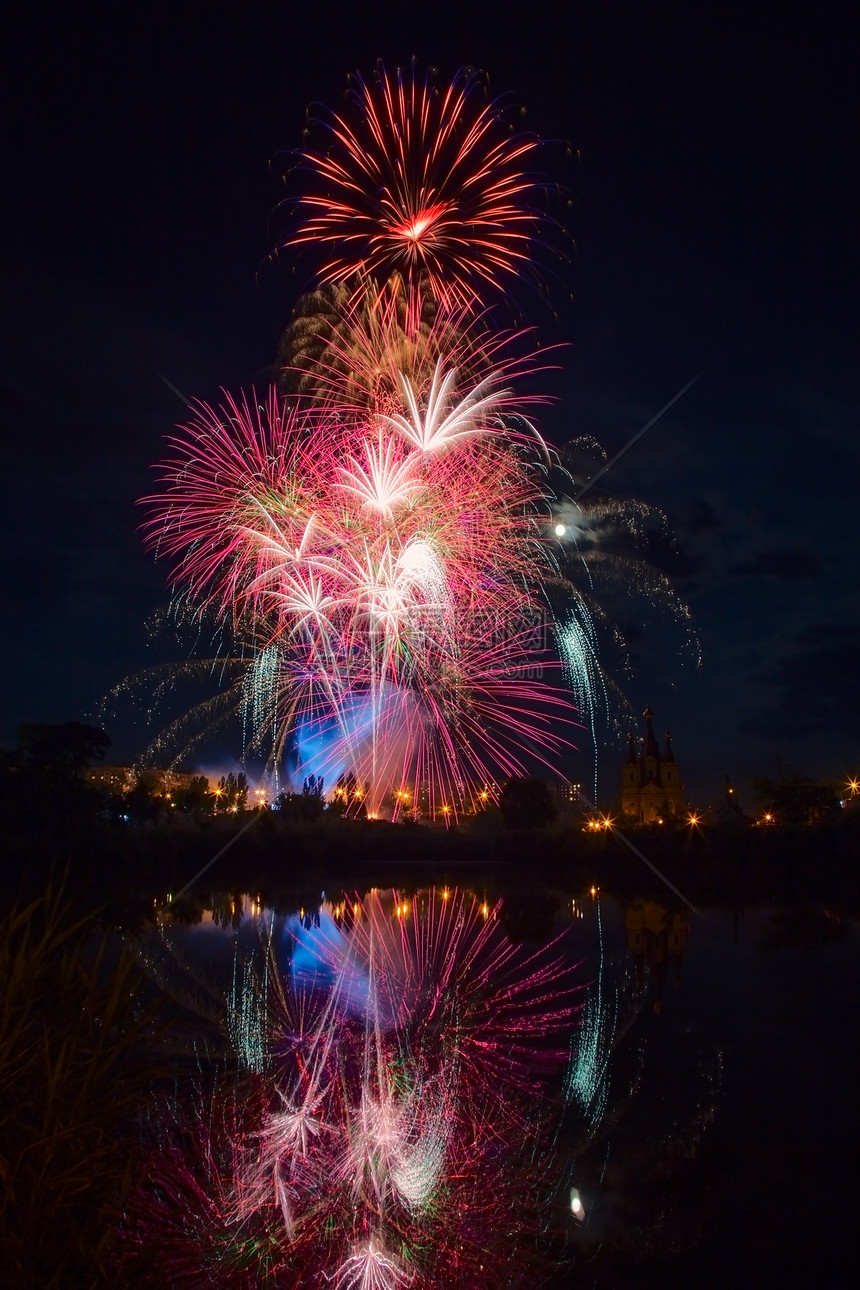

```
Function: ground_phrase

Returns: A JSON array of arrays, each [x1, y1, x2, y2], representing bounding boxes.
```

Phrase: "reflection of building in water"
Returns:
[[620, 708, 686, 823], [624, 900, 688, 1014]]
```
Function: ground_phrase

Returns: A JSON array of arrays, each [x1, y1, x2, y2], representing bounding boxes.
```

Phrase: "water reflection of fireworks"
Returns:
[[125, 888, 725, 1284], [123, 889, 579, 1287]]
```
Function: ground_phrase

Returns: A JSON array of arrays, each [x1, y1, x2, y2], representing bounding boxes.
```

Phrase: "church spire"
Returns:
[[642, 707, 660, 760], [621, 708, 686, 824]]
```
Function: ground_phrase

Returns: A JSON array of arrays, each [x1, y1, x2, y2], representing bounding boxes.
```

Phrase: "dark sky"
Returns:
[[2, 0, 857, 802]]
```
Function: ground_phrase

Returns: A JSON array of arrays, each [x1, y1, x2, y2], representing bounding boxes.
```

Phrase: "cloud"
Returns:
[[641, 530, 705, 579], [673, 500, 722, 535], [741, 622, 860, 740], [728, 549, 823, 580]]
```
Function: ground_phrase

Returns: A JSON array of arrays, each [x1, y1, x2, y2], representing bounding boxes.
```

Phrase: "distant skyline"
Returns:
[[3, 0, 857, 801]]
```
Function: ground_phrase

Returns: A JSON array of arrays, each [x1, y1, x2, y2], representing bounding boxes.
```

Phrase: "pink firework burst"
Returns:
[[281, 64, 550, 318], [135, 64, 580, 812], [143, 357, 578, 814]]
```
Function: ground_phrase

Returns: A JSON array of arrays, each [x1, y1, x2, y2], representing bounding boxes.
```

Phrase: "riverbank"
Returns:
[[3, 808, 858, 925]]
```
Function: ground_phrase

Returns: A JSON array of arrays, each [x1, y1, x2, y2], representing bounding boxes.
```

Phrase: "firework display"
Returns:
[[143, 64, 579, 815], [124, 888, 724, 1285], [280, 64, 550, 323], [135, 61, 698, 807], [145, 359, 571, 814], [122, 889, 579, 1287]]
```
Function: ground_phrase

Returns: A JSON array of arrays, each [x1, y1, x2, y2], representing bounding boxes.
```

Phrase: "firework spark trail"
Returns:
[[277, 284, 561, 426], [548, 427, 702, 797], [145, 353, 579, 814], [285, 890, 576, 1086], [565, 898, 616, 1133], [123, 55, 704, 813], [381, 362, 509, 453], [556, 601, 608, 802], [327, 1237, 414, 1290], [123, 889, 581, 1287], [137, 61, 591, 807], [283, 64, 550, 322]]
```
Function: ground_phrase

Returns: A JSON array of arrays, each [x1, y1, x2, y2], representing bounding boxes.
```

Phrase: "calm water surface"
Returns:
[[143, 886, 857, 1287]]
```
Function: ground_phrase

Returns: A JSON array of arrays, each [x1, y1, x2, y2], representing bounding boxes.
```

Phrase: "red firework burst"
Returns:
[[132, 66, 580, 812], [281, 64, 549, 316]]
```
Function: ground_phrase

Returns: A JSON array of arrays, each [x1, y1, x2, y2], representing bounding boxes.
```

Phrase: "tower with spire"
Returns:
[[621, 708, 687, 823]]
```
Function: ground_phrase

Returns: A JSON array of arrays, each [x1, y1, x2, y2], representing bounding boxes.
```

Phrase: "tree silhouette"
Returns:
[[499, 777, 557, 830], [17, 722, 111, 782], [217, 772, 249, 813]]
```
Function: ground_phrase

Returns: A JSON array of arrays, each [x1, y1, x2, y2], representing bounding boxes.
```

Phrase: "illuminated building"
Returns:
[[84, 765, 200, 794], [620, 708, 686, 823]]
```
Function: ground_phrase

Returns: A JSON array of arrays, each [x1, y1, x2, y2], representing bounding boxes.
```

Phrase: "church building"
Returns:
[[621, 708, 686, 823]]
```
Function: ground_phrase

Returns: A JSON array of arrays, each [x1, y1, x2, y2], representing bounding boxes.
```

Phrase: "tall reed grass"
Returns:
[[0, 881, 163, 1287]]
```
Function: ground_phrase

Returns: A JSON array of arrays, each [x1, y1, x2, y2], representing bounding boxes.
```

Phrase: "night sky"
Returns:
[[3, 0, 857, 802]]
